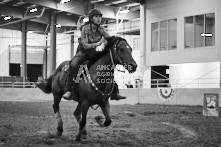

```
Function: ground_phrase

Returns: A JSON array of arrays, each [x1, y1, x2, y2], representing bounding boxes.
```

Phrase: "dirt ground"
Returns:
[[0, 101, 220, 147]]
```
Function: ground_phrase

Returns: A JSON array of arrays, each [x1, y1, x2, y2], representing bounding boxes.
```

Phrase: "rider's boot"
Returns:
[[62, 67, 76, 100], [110, 83, 126, 100]]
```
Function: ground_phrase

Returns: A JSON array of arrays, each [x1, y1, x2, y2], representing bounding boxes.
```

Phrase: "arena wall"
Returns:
[[0, 88, 220, 106]]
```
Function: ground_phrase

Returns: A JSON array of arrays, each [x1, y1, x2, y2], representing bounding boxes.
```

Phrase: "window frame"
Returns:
[[184, 13, 215, 49], [151, 18, 177, 52]]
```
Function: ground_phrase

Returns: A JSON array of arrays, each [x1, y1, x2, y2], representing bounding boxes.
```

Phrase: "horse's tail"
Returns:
[[36, 75, 53, 94]]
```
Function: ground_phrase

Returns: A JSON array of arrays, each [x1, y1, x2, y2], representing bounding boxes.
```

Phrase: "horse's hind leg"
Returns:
[[75, 100, 89, 141], [95, 100, 112, 127], [74, 102, 87, 139], [52, 93, 63, 136]]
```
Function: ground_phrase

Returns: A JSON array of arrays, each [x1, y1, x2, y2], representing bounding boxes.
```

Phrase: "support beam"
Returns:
[[56, 13, 78, 26], [24, 0, 139, 20], [23, 0, 86, 16], [43, 35, 48, 79], [70, 35, 74, 59], [21, 21, 27, 82], [0, 7, 45, 27], [49, 12, 57, 75], [140, 3, 146, 72], [0, 4, 23, 18], [94, 4, 139, 20]]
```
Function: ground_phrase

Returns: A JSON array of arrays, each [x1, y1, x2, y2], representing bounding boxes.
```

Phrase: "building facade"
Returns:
[[142, 0, 220, 88]]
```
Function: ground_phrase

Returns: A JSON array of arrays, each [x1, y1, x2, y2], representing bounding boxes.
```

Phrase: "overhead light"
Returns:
[[112, 0, 127, 5], [126, 3, 140, 7], [91, 0, 104, 3], [201, 33, 213, 37], [119, 9, 129, 14], [28, 30, 34, 33], [83, 17, 89, 22], [56, 24, 61, 28], [30, 8, 38, 13], [60, 0, 71, 3], [4, 16, 11, 20]]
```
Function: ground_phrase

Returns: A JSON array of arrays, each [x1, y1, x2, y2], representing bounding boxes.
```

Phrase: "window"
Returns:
[[151, 19, 177, 52], [185, 16, 194, 48], [133, 37, 140, 50], [185, 13, 215, 48], [160, 21, 167, 51], [205, 13, 215, 46], [151, 22, 159, 52], [168, 19, 177, 50], [195, 15, 204, 47]]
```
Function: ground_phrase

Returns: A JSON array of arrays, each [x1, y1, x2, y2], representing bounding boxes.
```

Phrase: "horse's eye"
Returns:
[[126, 45, 130, 48]]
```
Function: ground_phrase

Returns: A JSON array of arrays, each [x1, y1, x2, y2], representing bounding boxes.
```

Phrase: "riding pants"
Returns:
[[64, 43, 120, 99]]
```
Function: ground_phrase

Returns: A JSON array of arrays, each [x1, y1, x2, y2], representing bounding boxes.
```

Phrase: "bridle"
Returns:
[[110, 38, 126, 73], [83, 38, 127, 104]]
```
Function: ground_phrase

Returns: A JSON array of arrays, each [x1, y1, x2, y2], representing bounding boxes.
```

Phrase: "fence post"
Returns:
[[137, 77, 140, 104]]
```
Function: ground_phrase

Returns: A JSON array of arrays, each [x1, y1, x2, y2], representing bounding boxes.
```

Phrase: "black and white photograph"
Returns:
[[0, 0, 220, 146]]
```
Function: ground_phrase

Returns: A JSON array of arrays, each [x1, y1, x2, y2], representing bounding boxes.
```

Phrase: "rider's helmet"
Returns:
[[88, 9, 103, 22]]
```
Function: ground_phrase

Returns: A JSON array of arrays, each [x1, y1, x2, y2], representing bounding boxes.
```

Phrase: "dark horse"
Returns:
[[37, 36, 137, 141]]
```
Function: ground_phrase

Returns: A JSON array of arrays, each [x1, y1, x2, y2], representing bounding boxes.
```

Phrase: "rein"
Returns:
[[112, 39, 126, 73], [84, 39, 124, 101]]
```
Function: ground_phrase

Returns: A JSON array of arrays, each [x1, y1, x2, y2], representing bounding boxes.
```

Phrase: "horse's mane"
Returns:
[[106, 36, 126, 48], [86, 36, 126, 68], [97, 36, 125, 59]]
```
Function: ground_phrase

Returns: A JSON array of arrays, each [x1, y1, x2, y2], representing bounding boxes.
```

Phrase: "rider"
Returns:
[[62, 8, 126, 101]]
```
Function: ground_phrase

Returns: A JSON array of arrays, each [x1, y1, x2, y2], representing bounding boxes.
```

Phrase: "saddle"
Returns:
[[62, 61, 92, 101]]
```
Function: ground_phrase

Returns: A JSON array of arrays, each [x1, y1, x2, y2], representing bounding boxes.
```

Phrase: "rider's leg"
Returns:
[[63, 48, 87, 99], [110, 83, 126, 100]]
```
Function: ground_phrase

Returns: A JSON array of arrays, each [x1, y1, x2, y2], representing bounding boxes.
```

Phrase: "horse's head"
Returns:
[[107, 36, 137, 73]]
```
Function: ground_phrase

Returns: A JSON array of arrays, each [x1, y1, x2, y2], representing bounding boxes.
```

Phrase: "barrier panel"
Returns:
[[0, 88, 220, 106]]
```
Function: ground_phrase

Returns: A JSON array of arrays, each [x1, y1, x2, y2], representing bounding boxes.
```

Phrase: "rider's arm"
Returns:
[[99, 26, 111, 47], [81, 27, 101, 49]]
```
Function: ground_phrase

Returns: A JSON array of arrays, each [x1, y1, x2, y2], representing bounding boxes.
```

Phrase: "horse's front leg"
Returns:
[[75, 100, 89, 142], [73, 102, 87, 139], [95, 100, 112, 127]]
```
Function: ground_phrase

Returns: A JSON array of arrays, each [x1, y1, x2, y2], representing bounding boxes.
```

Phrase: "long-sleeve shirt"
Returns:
[[81, 23, 111, 49]]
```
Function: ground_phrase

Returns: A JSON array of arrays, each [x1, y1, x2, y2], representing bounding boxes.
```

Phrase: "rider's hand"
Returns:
[[95, 40, 102, 46], [95, 43, 104, 52]]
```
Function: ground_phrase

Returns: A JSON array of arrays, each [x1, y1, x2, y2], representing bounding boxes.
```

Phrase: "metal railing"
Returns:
[[116, 76, 220, 89], [0, 78, 220, 89], [0, 82, 36, 88]]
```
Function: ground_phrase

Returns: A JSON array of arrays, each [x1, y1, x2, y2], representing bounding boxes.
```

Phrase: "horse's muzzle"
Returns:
[[126, 62, 137, 73]]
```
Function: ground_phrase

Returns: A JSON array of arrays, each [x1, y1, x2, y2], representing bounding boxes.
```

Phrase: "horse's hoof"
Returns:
[[56, 126, 63, 136], [56, 131, 62, 136]]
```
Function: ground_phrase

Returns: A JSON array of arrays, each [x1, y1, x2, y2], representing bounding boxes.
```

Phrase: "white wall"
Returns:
[[169, 62, 220, 88], [56, 34, 72, 66], [0, 29, 47, 76], [1, 88, 220, 107], [145, 0, 221, 66], [0, 29, 19, 76]]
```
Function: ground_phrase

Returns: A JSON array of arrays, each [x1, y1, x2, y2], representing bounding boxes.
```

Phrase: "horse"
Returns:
[[37, 36, 137, 141]]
